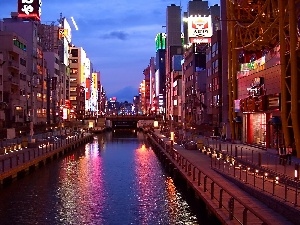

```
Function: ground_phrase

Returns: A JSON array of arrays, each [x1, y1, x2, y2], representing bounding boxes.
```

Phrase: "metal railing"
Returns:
[[149, 132, 271, 225]]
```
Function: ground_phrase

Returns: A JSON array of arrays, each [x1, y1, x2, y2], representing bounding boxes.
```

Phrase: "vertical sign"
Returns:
[[18, 0, 42, 21]]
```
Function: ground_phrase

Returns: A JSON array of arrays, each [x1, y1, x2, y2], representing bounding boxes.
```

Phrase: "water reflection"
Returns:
[[134, 140, 198, 225], [0, 130, 200, 225]]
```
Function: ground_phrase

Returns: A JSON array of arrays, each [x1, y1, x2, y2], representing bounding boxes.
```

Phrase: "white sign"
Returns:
[[188, 15, 212, 39]]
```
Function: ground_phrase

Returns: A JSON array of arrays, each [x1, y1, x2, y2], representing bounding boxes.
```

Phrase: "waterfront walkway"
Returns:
[[0, 131, 92, 184], [150, 129, 299, 225]]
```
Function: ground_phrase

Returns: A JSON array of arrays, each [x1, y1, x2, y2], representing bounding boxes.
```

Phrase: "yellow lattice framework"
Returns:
[[226, 0, 300, 157]]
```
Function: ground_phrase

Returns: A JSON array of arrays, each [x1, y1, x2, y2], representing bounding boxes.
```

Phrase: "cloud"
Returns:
[[100, 30, 129, 40]]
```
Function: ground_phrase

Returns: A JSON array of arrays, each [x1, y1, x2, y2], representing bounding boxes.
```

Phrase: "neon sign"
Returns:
[[18, 0, 42, 21]]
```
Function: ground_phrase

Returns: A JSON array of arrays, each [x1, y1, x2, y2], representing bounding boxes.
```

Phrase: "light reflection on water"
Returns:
[[0, 131, 200, 225]]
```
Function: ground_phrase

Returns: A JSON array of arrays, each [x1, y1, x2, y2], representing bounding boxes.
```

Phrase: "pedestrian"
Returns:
[[279, 144, 286, 165], [286, 145, 293, 165]]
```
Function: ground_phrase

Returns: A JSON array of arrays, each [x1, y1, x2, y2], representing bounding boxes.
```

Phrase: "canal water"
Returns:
[[0, 130, 214, 225]]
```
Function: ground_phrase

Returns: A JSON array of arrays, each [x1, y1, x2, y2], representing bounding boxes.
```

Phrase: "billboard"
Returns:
[[18, 0, 42, 21], [155, 33, 166, 51], [188, 15, 212, 39], [63, 18, 72, 43]]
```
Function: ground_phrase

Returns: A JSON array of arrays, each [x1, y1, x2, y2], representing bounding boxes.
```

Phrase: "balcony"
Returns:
[[8, 60, 19, 71]]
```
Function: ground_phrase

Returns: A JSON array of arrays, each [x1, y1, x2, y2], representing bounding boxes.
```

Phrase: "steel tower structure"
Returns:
[[226, 0, 300, 156]]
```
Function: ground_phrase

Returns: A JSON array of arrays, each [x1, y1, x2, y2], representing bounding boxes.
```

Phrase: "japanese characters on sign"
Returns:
[[18, 0, 42, 21], [188, 15, 212, 39]]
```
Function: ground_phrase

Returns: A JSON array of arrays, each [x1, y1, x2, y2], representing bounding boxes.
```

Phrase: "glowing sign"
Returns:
[[188, 15, 212, 39], [18, 0, 42, 21]]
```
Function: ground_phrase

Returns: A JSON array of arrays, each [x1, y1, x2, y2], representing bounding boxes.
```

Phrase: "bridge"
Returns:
[[105, 115, 158, 129]]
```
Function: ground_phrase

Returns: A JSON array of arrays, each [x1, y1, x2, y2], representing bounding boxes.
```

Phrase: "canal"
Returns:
[[0, 130, 214, 225]]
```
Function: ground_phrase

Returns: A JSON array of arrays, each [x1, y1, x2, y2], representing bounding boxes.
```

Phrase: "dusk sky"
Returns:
[[0, 0, 220, 100]]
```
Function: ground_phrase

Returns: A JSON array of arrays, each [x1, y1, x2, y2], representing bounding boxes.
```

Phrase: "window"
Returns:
[[212, 59, 218, 74], [71, 49, 78, 57], [13, 39, 26, 51], [20, 58, 26, 66]]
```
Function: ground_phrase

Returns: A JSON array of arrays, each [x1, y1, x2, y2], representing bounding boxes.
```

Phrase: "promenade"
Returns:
[[0, 130, 93, 185], [149, 129, 299, 225]]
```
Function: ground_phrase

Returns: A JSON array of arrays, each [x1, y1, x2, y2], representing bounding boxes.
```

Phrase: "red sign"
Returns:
[[18, 0, 42, 21]]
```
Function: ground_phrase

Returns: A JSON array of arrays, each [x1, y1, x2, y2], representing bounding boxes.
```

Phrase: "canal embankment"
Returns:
[[0, 132, 93, 186], [147, 129, 293, 225]]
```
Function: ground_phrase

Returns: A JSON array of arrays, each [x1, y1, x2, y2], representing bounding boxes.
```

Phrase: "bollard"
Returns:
[[228, 197, 234, 220], [243, 208, 248, 225], [295, 181, 298, 207], [198, 171, 201, 186], [204, 175, 208, 192], [211, 182, 215, 200], [219, 189, 223, 208], [258, 153, 261, 167]]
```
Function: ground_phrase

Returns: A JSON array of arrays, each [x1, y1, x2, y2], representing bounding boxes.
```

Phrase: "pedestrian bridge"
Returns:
[[105, 115, 157, 128]]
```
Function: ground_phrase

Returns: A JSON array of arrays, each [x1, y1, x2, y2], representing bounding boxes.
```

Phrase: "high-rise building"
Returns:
[[155, 33, 167, 115], [69, 46, 89, 120], [39, 16, 72, 123], [43, 52, 60, 123], [166, 4, 182, 121]]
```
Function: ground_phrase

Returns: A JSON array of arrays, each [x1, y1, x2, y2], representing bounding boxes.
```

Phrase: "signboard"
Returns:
[[63, 18, 72, 43], [188, 15, 212, 39], [18, 0, 42, 21]]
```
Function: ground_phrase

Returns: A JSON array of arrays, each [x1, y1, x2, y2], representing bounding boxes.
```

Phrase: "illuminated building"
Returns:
[[43, 52, 60, 123], [88, 72, 99, 117], [69, 47, 88, 120], [98, 84, 106, 116], [38, 16, 72, 123], [170, 55, 183, 123], [155, 33, 166, 115], [224, 0, 300, 156], [142, 66, 151, 114], [181, 1, 220, 131], [139, 80, 146, 114]]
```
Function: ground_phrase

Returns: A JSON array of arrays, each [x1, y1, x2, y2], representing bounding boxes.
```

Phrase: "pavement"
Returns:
[[167, 128, 300, 180], [152, 129, 296, 225]]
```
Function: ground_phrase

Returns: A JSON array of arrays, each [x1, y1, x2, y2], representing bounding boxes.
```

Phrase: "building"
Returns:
[[38, 17, 72, 123], [170, 55, 183, 124], [142, 66, 151, 114], [155, 33, 167, 115], [139, 80, 146, 114], [0, 31, 28, 126], [69, 47, 88, 120], [166, 4, 182, 121], [43, 52, 60, 123], [206, 30, 222, 136], [1, 15, 47, 124], [0, 52, 4, 126]]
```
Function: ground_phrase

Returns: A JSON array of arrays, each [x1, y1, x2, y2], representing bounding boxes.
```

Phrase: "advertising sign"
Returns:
[[63, 18, 72, 43], [188, 15, 212, 39], [18, 0, 42, 21]]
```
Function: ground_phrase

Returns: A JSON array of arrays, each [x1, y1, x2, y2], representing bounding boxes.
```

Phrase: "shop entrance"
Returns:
[[250, 113, 266, 146]]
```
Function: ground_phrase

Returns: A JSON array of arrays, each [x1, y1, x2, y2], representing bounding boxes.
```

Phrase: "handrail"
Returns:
[[148, 132, 272, 225]]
